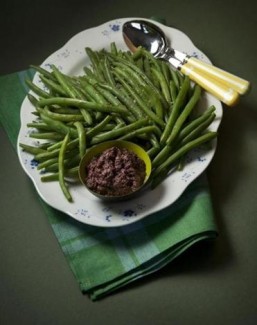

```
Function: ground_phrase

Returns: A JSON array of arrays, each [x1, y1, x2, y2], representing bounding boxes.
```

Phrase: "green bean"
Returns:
[[80, 109, 94, 125], [179, 113, 216, 146], [86, 48, 105, 82], [19, 143, 46, 155], [166, 85, 202, 145], [85, 47, 100, 70], [143, 56, 152, 79], [169, 80, 177, 103], [149, 133, 160, 147], [51, 65, 93, 125], [31, 112, 40, 117], [140, 49, 161, 72], [83, 66, 96, 79], [152, 144, 171, 168], [86, 115, 112, 138], [42, 162, 59, 173], [131, 46, 142, 59], [37, 157, 58, 170], [94, 82, 123, 106], [160, 61, 171, 84], [39, 75, 67, 96], [41, 167, 79, 182], [66, 76, 89, 100], [72, 78, 97, 102], [38, 97, 127, 115], [122, 51, 134, 62], [65, 152, 81, 169], [113, 65, 148, 99], [50, 106, 81, 115], [113, 64, 164, 120], [153, 85, 201, 167], [98, 83, 143, 119], [114, 70, 165, 128], [176, 70, 185, 87], [176, 156, 186, 171], [151, 67, 171, 103], [35, 148, 61, 162], [135, 57, 144, 70], [110, 53, 168, 108], [58, 132, 72, 202], [151, 132, 218, 188], [30, 64, 56, 81], [46, 140, 63, 151], [147, 145, 161, 158], [27, 93, 39, 107], [40, 112, 77, 138], [38, 147, 79, 171], [94, 85, 134, 123], [144, 88, 164, 120], [35, 142, 77, 162], [27, 122, 53, 131], [153, 97, 211, 169], [110, 42, 118, 56], [99, 123, 118, 132], [37, 142, 53, 150], [113, 123, 124, 130], [119, 125, 159, 141], [43, 106, 84, 122], [78, 78, 108, 104], [113, 61, 166, 117], [160, 76, 190, 144], [40, 151, 80, 173], [169, 68, 180, 91], [35, 138, 80, 161], [51, 65, 77, 98], [51, 67, 87, 101], [74, 121, 86, 158], [113, 61, 147, 88], [131, 46, 143, 60], [29, 132, 64, 141], [25, 79, 51, 98], [46, 137, 79, 152], [176, 105, 216, 143], [90, 118, 149, 145], [102, 56, 116, 87]]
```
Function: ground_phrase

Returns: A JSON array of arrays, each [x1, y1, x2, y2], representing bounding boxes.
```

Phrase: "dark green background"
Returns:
[[1, 0, 257, 324]]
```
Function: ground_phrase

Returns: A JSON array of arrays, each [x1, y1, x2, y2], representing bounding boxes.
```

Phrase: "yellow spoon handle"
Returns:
[[185, 57, 250, 95], [180, 63, 240, 106]]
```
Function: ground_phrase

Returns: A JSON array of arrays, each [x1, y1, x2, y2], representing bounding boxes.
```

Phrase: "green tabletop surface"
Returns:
[[1, 1, 257, 324]]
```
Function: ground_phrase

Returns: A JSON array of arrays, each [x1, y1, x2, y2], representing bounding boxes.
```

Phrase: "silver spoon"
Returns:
[[122, 20, 250, 106]]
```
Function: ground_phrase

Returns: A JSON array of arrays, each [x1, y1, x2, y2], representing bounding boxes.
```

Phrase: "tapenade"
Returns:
[[85, 146, 146, 196]]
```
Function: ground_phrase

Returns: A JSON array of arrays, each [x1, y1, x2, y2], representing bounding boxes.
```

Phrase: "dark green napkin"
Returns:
[[0, 69, 218, 300]]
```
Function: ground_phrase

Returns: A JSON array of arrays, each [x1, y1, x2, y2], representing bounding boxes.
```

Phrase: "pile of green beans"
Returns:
[[20, 43, 217, 202]]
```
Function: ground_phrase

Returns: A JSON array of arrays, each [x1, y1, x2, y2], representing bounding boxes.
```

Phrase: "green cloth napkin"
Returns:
[[0, 67, 218, 300]]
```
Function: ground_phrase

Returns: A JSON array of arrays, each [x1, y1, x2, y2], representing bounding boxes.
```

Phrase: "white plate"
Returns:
[[17, 17, 222, 227]]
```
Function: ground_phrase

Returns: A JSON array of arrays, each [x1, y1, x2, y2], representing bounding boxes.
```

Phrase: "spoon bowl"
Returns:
[[123, 20, 167, 58]]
